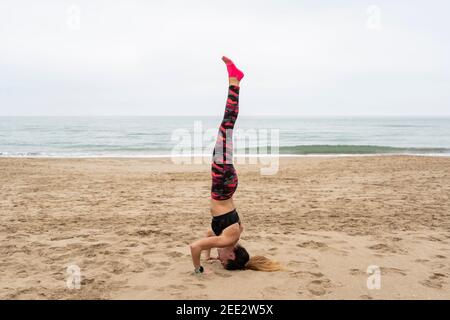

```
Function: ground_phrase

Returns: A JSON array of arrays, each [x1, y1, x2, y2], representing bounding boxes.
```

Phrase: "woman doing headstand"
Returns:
[[189, 56, 282, 274]]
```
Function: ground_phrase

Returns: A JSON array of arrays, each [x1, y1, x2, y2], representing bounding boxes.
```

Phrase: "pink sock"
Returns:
[[222, 56, 244, 81]]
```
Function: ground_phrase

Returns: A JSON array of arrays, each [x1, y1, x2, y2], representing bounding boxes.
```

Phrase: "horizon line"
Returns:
[[1, 115, 450, 118]]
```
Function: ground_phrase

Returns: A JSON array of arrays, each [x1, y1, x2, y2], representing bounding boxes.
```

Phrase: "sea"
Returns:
[[1, 116, 449, 157]]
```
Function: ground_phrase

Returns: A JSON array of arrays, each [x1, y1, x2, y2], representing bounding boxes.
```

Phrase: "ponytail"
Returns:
[[226, 245, 283, 272], [245, 255, 283, 272]]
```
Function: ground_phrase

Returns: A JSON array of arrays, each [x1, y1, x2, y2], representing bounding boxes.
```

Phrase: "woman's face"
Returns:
[[217, 247, 235, 267]]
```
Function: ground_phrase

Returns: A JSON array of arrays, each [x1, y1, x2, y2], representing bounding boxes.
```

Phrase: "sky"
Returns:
[[0, 0, 449, 116]]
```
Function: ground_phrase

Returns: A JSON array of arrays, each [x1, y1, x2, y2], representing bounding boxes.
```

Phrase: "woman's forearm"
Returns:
[[190, 243, 202, 269], [204, 229, 214, 259], [189, 235, 231, 270], [204, 248, 212, 259]]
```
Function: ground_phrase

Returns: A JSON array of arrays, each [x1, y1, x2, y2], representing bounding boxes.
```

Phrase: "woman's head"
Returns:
[[218, 244, 282, 272], [217, 245, 247, 268]]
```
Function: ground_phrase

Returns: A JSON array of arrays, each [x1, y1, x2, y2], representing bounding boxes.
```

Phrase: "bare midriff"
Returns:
[[210, 198, 235, 217]]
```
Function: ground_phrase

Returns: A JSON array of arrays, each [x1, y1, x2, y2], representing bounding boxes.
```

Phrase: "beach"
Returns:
[[0, 155, 449, 299]]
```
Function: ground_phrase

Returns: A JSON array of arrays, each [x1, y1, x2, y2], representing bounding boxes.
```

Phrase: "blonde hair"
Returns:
[[225, 245, 283, 272], [245, 255, 283, 272]]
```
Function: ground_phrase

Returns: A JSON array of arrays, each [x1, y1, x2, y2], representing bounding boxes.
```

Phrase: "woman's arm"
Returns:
[[189, 235, 235, 270], [204, 229, 216, 260]]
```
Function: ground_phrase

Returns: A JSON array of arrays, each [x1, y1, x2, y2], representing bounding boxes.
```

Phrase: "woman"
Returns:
[[189, 56, 282, 274]]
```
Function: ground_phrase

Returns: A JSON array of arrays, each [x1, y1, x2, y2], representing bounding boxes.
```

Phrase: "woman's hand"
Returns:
[[206, 256, 219, 264], [193, 266, 213, 276]]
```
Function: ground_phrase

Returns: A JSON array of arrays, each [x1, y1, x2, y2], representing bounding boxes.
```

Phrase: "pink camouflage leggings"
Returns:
[[211, 85, 240, 200]]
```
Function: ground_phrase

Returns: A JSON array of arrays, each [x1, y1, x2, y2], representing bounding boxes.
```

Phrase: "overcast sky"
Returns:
[[0, 0, 449, 116]]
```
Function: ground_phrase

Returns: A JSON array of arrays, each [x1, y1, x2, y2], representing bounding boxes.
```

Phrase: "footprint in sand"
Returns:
[[297, 241, 327, 249], [306, 279, 331, 296], [297, 241, 348, 255], [290, 270, 324, 279], [154, 266, 167, 272], [130, 265, 146, 273], [132, 285, 148, 291], [415, 259, 429, 264], [263, 286, 283, 297], [287, 260, 318, 270], [349, 268, 366, 276], [135, 229, 154, 237], [165, 284, 188, 291], [106, 261, 126, 274], [367, 243, 407, 255], [80, 278, 95, 285], [117, 248, 130, 255], [159, 284, 188, 298], [15, 270, 29, 279], [90, 243, 109, 249], [414, 258, 447, 270], [381, 267, 407, 276], [431, 273, 447, 279], [215, 271, 232, 278], [309, 271, 324, 278], [384, 236, 403, 242], [52, 271, 65, 281], [350, 267, 407, 276], [420, 273, 447, 289], [165, 251, 183, 258]]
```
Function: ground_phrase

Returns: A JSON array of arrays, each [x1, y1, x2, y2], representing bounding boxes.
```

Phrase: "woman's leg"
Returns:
[[211, 84, 240, 200], [210, 56, 244, 203]]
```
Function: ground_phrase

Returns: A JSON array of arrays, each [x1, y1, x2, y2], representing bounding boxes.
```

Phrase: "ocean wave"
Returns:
[[2, 145, 450, 157], [276, 145, 450, 154]]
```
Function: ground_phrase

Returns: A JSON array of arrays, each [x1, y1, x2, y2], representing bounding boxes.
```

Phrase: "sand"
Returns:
[[0, 156, 449, 300]]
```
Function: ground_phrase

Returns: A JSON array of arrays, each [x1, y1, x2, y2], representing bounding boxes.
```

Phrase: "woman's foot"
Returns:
[[222, 56, 244, 86]]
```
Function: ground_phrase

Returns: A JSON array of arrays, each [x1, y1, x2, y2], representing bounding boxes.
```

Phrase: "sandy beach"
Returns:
[[0, 156, 449, 299]]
